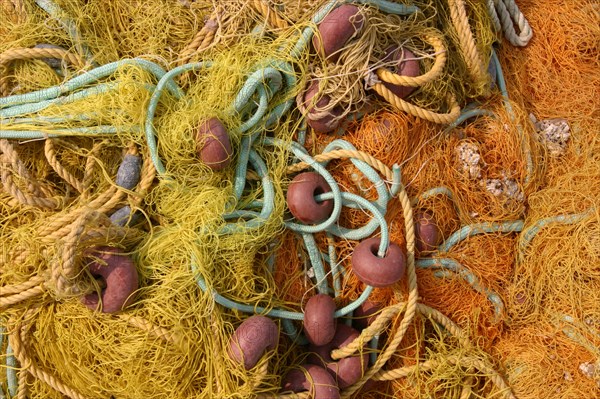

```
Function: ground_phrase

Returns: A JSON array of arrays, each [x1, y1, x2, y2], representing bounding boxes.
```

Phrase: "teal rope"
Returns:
[[145, 61, 210, 175], [313, 191, 390, 257], [277, 140, 345, 234], [281, 319, 308, 345], [438, 220, 524, 253], [4, 112, 101, 125], [0, 82, 119, 118], [233, 133, 260, 201], [302, 233, 330, 295], [0, 125, 135, 139], [518, 209, 595, 256], [417, 258, 504, 319], [220, 149, 276, 234], [0, 59, 177, 109], [326, 233, 342, 298], [323, 139, 390, 216], [491, 48, 534, 186], [443, 107, 495, 133], [34, 0, 95, 63], [369, 334, 380, 365], [6, 339, 17, 397], [550, 314, 600, 356], [193, 263, 374, 320]]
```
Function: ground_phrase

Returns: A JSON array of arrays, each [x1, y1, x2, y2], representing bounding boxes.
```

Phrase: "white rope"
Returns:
[[488, 0, 533, 47]]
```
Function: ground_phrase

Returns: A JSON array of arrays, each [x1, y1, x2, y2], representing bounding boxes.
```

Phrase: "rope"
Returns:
[[8, 317, 91, 399], [44, 139, 85, 193], [486, 0, 533, 47], [2, 0, 27, 24], [178, 12, 220, 65], [250, 0, 289, 29], [330, 302, 407, 359], [0, 162, 63, 208], [0, 46, 87, 96], [0, 286, 45, 310], [459, 377, 475, 399], [48, 211, 97, 297], [371, 32, 460, 124], [17, 367, 28, 399], [0, 276, 45, 297], [376, 33, 447, 88], [338, 171, 419, 398], [416, 303, 472, 348], [373, 355, 516, 399], [373, 82, 461, 124], [119, 315, 181, 346], [33, 0, 94, 63], [0, 138, 47, 197], [518, 208, 595, 259], [287, 149, 394, 182], [447, 0, 487, 86], [81, 141, 104, 199]]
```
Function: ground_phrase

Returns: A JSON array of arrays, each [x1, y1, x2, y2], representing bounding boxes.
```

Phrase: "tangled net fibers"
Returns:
[[1, 0, 599, 398]]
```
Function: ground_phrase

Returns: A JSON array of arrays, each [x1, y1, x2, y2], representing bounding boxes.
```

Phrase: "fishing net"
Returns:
[[1, 0, 599, 398]]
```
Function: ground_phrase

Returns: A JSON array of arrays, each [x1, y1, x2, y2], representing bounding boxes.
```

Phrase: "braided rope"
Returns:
[[0, 139, 64, 208], [339, 174, 419, 398], [0, 139, 46, 197], [17, 366, 28, 399], [374, 355, 516, 399], [81, 141, 104, 199], [460, 377, 475, 399], [331, 302, 406, 359], [287, 149, 394, 182], [486, 0, 502, 33], [447, 0, 487, 85], [131, 149, 156, 207], [376, 34, 447, 87], [119, 315, 181, 345], [0, 285, 44, 310], [373, 82, 461, 124], [250, 0, 289, 29], [9, 319, 91, 399], [416, 303, 471, 348], [32, 187, 117, 241], [44, 139, 85, 193], [0, 160, 62, 208], [48, 211, 98, 297], [0, 0, 27, 26], [0, 46, 86, 96], [10, 0, 26, 18], [494, 0, 533, 47], [0, 276, 45, 297], [178, 12, 220, 64]]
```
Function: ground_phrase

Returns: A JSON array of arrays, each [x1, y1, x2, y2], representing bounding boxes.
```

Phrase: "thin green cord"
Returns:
[[281, 319, 308, 345], [518, 209, 595, 258], [491, 48, 534, 186], [438, 220, 524, 253], [417, 258, 504, 319]]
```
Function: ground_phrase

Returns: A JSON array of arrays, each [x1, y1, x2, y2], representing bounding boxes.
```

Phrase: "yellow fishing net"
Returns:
[[1, 0, 599, 398]]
